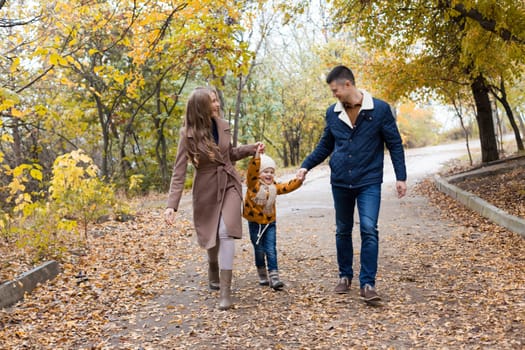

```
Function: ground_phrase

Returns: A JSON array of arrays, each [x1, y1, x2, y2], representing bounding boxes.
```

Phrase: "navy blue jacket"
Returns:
[[301, 97, 407, 189]]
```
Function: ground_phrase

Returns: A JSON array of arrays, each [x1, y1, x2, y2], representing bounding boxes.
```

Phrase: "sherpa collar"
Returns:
[[334, 89, 374, 129]]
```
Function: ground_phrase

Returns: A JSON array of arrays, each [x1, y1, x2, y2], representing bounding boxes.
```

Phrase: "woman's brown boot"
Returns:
[[208, 261, 220, 290], [218, 269, 233, 310], [207, 246, 220, 290]]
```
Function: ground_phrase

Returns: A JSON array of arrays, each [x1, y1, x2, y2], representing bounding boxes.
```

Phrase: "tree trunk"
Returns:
[[490, 81, 524, 151], [158, 74, 187, 190], [471, 75, 499, 163], [94, 95, 110, 178], [282, 131, 290, 168], [154, 85, 168, 189], [451, 97, 474, 166], [492, 99, 504, 152], [498, 99, 524, 151], [11, 116, 22, 167], [119, 139, 131, 177], [232, 75, 243, 147], [518, 111, 525, 137]]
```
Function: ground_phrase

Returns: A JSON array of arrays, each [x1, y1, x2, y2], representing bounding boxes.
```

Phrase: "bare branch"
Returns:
[[0, 0, 41, 28]]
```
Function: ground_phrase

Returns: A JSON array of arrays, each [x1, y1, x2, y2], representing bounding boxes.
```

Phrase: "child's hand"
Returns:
[[255, 143, 265, 158], [296, 168, 308, 181]]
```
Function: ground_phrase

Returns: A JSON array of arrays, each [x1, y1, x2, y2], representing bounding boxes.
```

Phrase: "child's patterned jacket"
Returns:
[[243, 157, 302, 224]]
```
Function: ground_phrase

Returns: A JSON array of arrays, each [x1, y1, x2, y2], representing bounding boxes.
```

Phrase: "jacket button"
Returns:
[[348, 154, 352, 158], [348, 169, 352, 173]]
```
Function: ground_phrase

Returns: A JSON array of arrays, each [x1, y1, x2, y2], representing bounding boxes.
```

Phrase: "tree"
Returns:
[[0, 0, 40, 28], [1, 0, 272, 193], [396, 103, 441, 148], [488, 78, 524, 152], [238, 4, 331, 166], [330, 0, 525, 162]]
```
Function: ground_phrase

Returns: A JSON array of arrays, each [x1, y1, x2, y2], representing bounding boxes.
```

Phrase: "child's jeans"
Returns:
[[248, 221, 278, 271]]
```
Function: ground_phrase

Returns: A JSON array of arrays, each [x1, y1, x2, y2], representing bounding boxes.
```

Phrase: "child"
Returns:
[[243, 144, 303, 290]]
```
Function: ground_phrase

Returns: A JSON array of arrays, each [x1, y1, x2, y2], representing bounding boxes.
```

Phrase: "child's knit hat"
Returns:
[[259, 154, 276, 173]]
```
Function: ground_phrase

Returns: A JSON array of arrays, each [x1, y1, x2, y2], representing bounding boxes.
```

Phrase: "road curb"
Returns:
[[434, 175, 525, 237], [0, 260, 61, 309]]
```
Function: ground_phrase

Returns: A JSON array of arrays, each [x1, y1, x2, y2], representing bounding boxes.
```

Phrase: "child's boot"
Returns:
[[257, 267, 269, 286], [268, 270, 284, 290]]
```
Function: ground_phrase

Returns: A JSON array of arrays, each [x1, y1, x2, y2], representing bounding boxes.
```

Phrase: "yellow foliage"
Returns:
[[0, 213, 7, 230], [49, 53, 60, 65], [30, 168, 43, 181], [128, 174, 144, 192], [50, 149, 116, 238], [0, 87, 19, 112], [396, 102, 440, 147], [34, 105, 48, 116], [32, 47, 49, 56], [10, 57, 20, 73], [1, 133, 14, 143], [14, 202, 75, 261], [11, 108, 25, 117], [5, 163, 43, 214]]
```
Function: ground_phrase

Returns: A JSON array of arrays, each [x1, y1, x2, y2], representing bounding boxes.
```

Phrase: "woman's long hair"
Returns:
[[184, 87, 220, 167]]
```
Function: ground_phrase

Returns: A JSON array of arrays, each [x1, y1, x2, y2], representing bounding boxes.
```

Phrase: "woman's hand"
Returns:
[[255, 143, 265, 157], [164, 208, 176, 225], [253, 141, 265, 155]]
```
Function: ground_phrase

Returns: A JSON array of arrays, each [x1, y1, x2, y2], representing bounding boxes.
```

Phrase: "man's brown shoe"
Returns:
[[360, 284, 381, 302], [334, 277, 351, 294]]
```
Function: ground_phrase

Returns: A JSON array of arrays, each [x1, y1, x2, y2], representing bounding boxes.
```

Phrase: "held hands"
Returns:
[[296, 168, 308, 181], [164, 208, 176, 225], [254, 142, 265, 155], [255, 143, 265, 158]]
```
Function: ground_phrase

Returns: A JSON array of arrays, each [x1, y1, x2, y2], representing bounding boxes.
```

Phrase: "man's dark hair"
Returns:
[[326, 65, 355, 85]]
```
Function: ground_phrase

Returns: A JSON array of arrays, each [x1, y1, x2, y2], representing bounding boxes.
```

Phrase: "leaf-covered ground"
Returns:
[[451, 163, 525, 219], [1, 161, 524, 349]]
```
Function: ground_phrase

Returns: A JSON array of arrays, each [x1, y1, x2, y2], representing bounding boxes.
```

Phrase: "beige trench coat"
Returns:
[[166, 118, 255, 249]]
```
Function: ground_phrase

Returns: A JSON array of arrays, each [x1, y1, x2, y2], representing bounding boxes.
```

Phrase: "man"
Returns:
[[297, 65, 407, 302]]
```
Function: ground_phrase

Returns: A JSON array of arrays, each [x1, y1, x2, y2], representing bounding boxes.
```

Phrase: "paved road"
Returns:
[[277, 139, 476, 217]]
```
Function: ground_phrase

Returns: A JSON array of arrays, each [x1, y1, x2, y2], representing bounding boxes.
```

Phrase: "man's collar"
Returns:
[[334, 89, 373, 112]]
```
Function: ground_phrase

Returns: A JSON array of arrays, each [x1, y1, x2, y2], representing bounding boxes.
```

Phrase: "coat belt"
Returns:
[[199, 164, 237, 202]]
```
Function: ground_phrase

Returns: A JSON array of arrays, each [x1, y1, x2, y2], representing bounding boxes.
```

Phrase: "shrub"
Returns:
[[49, 149, 116, 239]]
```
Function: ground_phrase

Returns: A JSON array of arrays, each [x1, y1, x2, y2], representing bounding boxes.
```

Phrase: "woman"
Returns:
[[164, 86, 261, 310]]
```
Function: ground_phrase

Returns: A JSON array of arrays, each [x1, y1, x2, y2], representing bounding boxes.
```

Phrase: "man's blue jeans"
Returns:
[[248, 221, 278, 271], [332, 183, 381, 288]]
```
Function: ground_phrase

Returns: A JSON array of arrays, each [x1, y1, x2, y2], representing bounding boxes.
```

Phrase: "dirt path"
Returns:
[[106, 152, 524, 349]]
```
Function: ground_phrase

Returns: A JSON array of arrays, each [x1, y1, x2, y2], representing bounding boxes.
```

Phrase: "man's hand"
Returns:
[[164, 208, 176, 225], [296, 168, 308, 181], [396, 181, 407, 199]]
